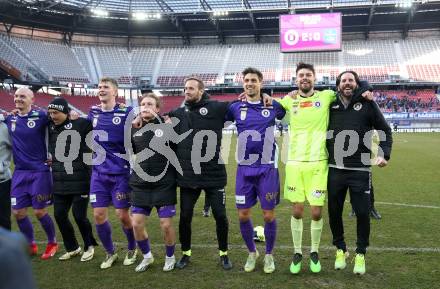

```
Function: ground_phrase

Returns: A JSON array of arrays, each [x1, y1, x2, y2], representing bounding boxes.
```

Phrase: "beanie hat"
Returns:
[[48, 97, 70, 114]]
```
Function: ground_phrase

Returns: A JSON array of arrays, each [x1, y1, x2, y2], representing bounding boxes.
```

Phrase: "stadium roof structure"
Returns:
[[1, 0, 440, 43]]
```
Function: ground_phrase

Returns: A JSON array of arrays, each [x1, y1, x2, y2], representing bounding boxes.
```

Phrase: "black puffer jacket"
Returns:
[[48, 118, 92, 195], [168, 92, 229, 189], [129, 116, 177, 207]]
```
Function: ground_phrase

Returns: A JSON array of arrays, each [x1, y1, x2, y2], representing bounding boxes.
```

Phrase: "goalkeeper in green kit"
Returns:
[[273, 63, 372, 274]]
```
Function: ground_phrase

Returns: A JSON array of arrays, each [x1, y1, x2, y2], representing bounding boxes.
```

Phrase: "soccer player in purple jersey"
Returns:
[[225, 68, 286, 273], [88, 77, 137, 269], [4, 87, 58, 259], [130, 93, 177, 273]]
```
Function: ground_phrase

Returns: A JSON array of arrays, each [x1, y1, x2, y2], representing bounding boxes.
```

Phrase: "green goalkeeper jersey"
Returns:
[[277, 90, 336, 162]]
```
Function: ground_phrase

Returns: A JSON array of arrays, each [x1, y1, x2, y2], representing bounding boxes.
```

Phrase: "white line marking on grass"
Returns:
[[375, 201, 440, 209], [344, 200, 440, 209]]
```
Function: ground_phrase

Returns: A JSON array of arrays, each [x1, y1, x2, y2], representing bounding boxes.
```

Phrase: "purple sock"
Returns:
[[123, 227, 136, 251], [38, 214, 56, 243], [239, 219, 256, 252], [165, 244, 175, 257], [264, 219, 277, 254], [96, 221, 115, 254], [136, 238, 151, 255], [17, 216, 35, 245]]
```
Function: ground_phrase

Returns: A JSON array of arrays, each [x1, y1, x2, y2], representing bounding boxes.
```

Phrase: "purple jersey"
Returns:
[[5, 110, 50, 171], [88, 103, 133, 175], [226, 100, 285, 167]]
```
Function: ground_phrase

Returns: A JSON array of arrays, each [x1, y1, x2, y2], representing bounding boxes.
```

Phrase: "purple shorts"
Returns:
[[131, 205, 176, 218], [11, 170, 53, 210], [235, 166, 280, 210], [90, 171, 131, 209]]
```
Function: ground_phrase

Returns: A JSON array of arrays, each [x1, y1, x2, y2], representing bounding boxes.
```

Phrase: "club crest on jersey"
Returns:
[[112, 116, 121, 125], [199, 107, 208, 116], [27, 120, 36, 128], [353, 102, 362, 111], [154, 129, 164, 138], [64, 123, 72, 130], [261, 109, 270, 118], [314, 101, 321, 108]]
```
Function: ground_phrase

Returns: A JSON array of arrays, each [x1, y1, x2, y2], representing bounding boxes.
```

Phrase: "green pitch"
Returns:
[[20, 133, 440, 289]]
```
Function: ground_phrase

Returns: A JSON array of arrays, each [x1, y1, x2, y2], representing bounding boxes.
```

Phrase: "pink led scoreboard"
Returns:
[[280, 12, 342, 52]]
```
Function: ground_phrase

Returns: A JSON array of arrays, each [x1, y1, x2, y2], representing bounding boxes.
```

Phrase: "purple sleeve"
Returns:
[[42, 111, 50, 125], [274, 101, 286, 120]]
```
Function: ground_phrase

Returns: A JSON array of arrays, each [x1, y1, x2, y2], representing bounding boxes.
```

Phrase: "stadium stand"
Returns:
[[10, 36, 89, 83], [2, 34, 440, 87]]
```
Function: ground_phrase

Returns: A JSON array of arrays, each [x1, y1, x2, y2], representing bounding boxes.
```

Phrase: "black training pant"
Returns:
[[53, 194, 98, 252], [328, 167, 371, 254], [179, 187, 228, 252], [0, 180, 11, 230]]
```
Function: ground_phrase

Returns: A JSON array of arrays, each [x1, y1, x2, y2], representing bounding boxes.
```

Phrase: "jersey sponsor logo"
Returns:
[[113, 113, 126, 117], [199, 107, 208, 116], [300, 101, 313, 108], [353, 102, 362, 111], [314, 101, 321, 108], [240, 107, 248, 120], [292, 103, 299, 114], [64, 123, 72, 130], [312, 190, 326, 198], [112, 116, 122, 125], [30, 111, 39, 117], [154, 129, 164, 138], [11, 119, 16, 132], [261, 109, 270, 118], [27, 120, 36, 128], [11, 197, 16, 206], [235, 195, 246, 204], [90, 194, 97, 203], [240, 110, 247, 120]]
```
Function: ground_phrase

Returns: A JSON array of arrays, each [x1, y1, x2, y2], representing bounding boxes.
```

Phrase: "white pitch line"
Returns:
[[374, 201, 440, 209], [35, 241, 440, 253], [343, 200, 440, 209], [224, 197, 440, 209]]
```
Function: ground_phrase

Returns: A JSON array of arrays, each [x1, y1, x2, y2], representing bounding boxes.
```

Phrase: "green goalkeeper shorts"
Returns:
[[284, 160, 328, 206]]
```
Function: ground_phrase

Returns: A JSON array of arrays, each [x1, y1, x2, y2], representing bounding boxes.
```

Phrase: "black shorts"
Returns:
[[130, 181, 177, 208]]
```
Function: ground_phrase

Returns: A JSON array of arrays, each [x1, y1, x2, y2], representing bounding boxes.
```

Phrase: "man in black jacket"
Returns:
[[326, 71, 392, 275], [168, 77, 232, 270], [129, 93, 178, 273], [47, 97, 98, 262]]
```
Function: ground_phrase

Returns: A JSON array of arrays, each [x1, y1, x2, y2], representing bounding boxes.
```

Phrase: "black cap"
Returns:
[[48, 97, 70, 115]]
